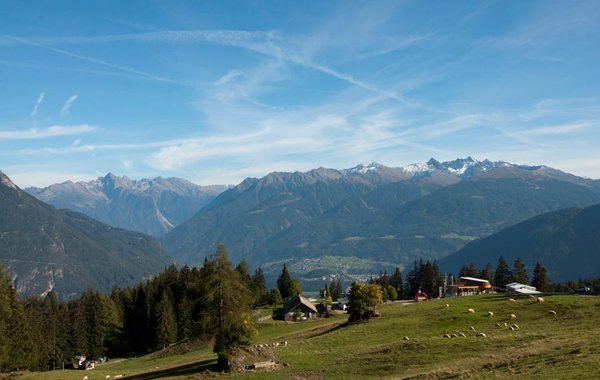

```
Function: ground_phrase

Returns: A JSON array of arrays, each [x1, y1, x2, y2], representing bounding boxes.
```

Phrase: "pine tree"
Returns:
[[268, 288, 283, 305], [177, 296, 194, 340], [494, 256, 513, 288], [479, 263, 495, 282], [0, 265, 36, 371], [513, 258, 529, 284], [277, 264, 295, 300], [155, 290, 177, 349], [205, 244, 257, 369], [389, 267, 404, 300], [531, 262, 550, 292], [459, 263, 478, 278], [251, 268, 268, 306]]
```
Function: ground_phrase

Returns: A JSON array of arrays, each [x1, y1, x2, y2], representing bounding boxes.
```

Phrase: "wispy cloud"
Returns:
[[2, 34, 175, 83], [214, 70, 243, 86], [31, 92, 45, 117], [0, 124, 95, 140], [60, 94, 79, 116]]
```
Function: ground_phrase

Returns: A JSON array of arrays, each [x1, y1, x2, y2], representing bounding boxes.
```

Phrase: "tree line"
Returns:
[[0, 244, 277, 372]]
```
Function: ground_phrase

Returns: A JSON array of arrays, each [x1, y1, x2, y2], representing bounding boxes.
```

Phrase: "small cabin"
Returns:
[[284, 294, 318, 321], [449, 276, 492, 296]]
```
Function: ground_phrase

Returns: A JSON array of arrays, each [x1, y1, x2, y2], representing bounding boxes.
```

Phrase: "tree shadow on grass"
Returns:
[[307, 321, 349, 339], [121, 358, 218, 380]]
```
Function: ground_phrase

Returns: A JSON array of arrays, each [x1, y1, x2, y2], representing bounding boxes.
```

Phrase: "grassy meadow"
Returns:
[[14, 294, 600, 380]]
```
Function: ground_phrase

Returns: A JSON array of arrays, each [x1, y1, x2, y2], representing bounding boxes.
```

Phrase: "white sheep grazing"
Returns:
[[529, 294, 536, 299], [512, 324, 520, 330], [508, 298, 516, 302], [510, 326, 515, 331], [114, 376, 123, 379], [403, 336, 410, 341], [548, 310, 557, 315], [459, 332, 466, 337], [83, 377, 88, 380], [503, 322, 508, 327], [468, 308, 475, 313], [445, 303, 450, 307], [443, 334, 451, 338], [487, 311, 494, 316], [537, 297, 545, 303], [258, 344, 263, 348], [106, 376, 111, 379], [283, 341, 288, 346], [510, 314, 517, 319], [495, 322, 501, 327], [451, 333, 458, 338], [470, 326, 476, 331], [476, 332, 487, 337], [275, 342, 280, 347]]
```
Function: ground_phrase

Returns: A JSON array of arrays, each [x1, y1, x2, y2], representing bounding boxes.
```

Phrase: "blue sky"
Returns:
[[1, 1, 599, 187]]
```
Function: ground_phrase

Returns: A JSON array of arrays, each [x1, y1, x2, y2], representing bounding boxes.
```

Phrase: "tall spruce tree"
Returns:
[[277, 264, 295, 300], [531, 262, 550, 292], [390, 267, 404, 300], [513, 258, 529, 284], [494, 256, 513, 288], [155, 290, 177, 349], [479, 263, 495, 282], [0, 265, 36, 371]]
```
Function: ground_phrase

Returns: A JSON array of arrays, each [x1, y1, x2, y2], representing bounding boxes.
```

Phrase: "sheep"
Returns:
[[511, 324, 520, 330], [283, 341, 288, 346], [106, 376, 111, 379], [529, 294, 536, 299], [470, 326, 476, 331], [451, 333, 458, 338], [114, 376, 123, 379], [476, 332, 487, 337], [495, 322, 502, 327], [487, 311, 494, 316], [510, 314, 517, 319], [443, 334, 451, 338], [403, 336, 410, 341], [468, 308, 475, 313], [510, 326, 515, 331], [459, 332, 466, 337], [258, 344, 264, 348], [537, 297, 545, 303], [445, 303, 450, 307], [274, 342, 280, 347], [508, 298, 516, 302], [83, 377, 88, 380], [548, 310, 557, 315]]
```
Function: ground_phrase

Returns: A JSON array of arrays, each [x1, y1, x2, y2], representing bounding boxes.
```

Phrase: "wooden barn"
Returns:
[[284, 294, 318, 321]]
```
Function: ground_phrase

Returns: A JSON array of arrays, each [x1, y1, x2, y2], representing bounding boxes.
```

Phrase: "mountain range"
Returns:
[[0, 171, 170, 299], [438, 203, 600, 282], [8, 157, 600, 293], [159, 157, 600, 286], [26, 174, 228, 237]]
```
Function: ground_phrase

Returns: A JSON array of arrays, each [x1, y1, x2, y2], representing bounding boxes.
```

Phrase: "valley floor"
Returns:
[[15, 294, 600, 379]]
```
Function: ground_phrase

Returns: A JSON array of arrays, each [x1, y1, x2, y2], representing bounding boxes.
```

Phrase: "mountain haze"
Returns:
[[438, 203, 600, 282], [26, 174, 228, 237], [0, 171, 171, 298]]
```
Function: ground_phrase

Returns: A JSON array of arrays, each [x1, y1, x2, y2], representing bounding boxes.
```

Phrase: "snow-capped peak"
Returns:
[[401, 157, 516, 178], [344, 162, 382, 175], [0, 171, 18, 189]]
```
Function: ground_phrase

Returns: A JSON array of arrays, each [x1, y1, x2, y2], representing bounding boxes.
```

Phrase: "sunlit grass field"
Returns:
[[16, 294, 600, 379]]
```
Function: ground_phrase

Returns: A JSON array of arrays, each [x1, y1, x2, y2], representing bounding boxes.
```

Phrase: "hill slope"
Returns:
[[0, 171, 171, 298], [438, 203, 600, 282], [26, 174, 228, 237]]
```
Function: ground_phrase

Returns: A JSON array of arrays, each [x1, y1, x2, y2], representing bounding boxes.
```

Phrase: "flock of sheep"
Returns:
[[255, 341, 288, 349], [440, 296, 556, 339], [401, 295, 557, 342]]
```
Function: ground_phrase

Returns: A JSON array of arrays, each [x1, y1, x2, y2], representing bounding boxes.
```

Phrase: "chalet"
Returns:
[[284, 294, 318, 321], [448, 276, 492, 296], [506, 282, 541, 294]]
